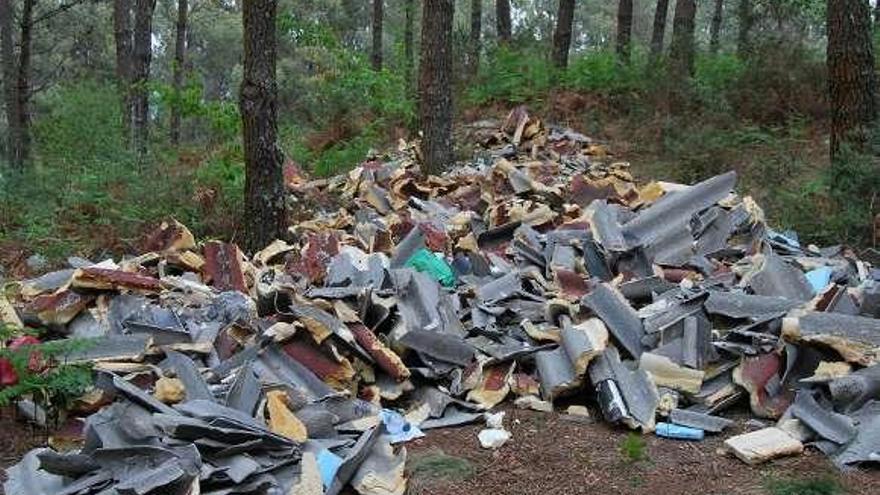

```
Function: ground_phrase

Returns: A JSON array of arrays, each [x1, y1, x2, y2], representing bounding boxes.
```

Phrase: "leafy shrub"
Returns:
[[776, 145, 880, 247], [563, 50, 646, 95], [276, 13, 414, 176], [154, 78, 241, 143], [0, 325, 94, 413], [728, 41, 827, 124], [466, 46, 556, 105], [0, 82, 203, 260], [694, 53, 746, 113]]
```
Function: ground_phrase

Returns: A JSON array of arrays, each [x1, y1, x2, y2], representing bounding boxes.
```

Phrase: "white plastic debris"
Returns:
[[478, 411, 511, 449], [484, 411, 506, 429], [478, 428, 511, 449]]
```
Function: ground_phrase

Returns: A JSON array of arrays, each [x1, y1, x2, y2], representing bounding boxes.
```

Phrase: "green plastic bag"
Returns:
[[404, 248, 457, 287]]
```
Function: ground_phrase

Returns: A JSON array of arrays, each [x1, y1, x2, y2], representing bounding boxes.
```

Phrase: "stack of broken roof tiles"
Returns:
[[3, 107, 880, 494]]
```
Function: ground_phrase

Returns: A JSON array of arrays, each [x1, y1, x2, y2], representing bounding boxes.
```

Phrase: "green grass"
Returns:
[[620, 432, 648, 463], [765, 475, 842, 495], [407, 449, 476, 482]]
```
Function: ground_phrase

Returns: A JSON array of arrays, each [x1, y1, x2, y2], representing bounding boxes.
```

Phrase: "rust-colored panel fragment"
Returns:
[[297, 233, 339, 284], [283, 338, 355, 389], [348, 322, 410, 382], [203, 241, 248, 293], [72, 267, 163, 292], [733, 353, 794, 419], [142, 219, 196, 252], [555, 269, 588, 301], [29, 290, 94, 325]]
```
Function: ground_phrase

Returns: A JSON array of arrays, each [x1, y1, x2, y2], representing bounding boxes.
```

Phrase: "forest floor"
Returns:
[[405, 407, 879, 495], [2, 404, 877, 495]]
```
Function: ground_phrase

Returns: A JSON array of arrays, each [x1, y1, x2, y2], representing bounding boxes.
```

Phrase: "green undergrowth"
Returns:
[[407, 449, 476, 481], [0, 324, 94, 413], [620, 432, 648, 463], [765, 475, 842, 495]]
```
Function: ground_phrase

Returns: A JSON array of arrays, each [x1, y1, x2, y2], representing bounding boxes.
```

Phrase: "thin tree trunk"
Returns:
[[496, 0, 511, 44], [737, 0, 752, 57], [875, 2, 880, 25], [710, 0, 723, 53], [552, 0, 575, 68], [419, 0, 454, 175], [469, 0, 482, 77], [404, 0, 414, 93], [670, 0, 696, 79], [132, 0, 156, 156], [650, 0, 670, 61], [15, 0, 34, 168], [241, 0, 286, 252], [371, 0, 382, 70], [828, 0, 877, 161], [170, 0, 187, 145], [0, 0, 20, 169], [114, 0, 133, 144], [617, 0, 633, 63]]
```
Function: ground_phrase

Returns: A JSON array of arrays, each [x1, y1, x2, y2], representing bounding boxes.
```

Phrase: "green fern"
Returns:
[[0, 332, 95, 411]]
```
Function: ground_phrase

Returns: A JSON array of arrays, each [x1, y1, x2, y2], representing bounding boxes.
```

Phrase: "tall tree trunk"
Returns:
[[737, 0, 752, 57], [404, 0, 414, 93], [552, 0, 575, 68], [617, 0, 633, 63], [419, 0, 454, 175], [114, 0, 133, 143], [15, 0, 34, 168], [670, 0, 696, 79], [170, 0, 187, 145], [468, 0, 482, 77], [241, 0, 286, 252], [650, 0, 670, 61], [132, 0, 156, 156], [0, 0, 20, 169], [828, 0, 877, 161], [710, 0, 723, 53], [371, 0, 382, 70], [875, 2, 880, 25], [496, 0, 511, 44]]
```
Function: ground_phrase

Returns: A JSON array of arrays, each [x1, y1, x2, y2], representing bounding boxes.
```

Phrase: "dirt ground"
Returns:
[[1, 405, 877, 495], [0, 407, 51, 494], [405, 407, 880, 495]]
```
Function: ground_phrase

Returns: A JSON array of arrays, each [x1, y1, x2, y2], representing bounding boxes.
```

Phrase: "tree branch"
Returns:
[[29, 0, 89, 27]]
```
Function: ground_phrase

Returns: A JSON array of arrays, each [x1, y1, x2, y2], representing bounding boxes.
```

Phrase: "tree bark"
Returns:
[[737, 0, 752, 57], [170, 0, 187, 145], [114, 0, 133, 144], [828, 0, 877, 161], [418, 0, 454, 175], [468, 0, 481, 77], [650, 0, 670, 61], [14, 0, 34, 169], [371, 0, 382, 70], [710, 0, 723, 53], [132, 0, 156, 155], [616, 0, 633, 63], [496, 0, 511, 44], [0, 0, 20, 169], [670, 0, 696, 79], [875, 2, 880, 25], [404, 0, 414, 93], [552, 0, 575, 68], [241, 0, 286, 252]]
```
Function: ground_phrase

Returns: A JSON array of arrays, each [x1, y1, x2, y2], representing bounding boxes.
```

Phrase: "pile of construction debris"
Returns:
[[2, 107, 880, 494]]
